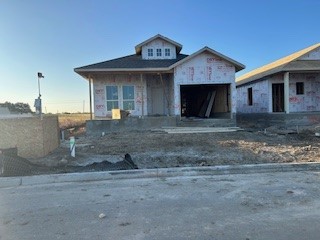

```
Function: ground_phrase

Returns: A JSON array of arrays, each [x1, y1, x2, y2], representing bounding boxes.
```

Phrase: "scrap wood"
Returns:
[[205, 91, 216, 118], [153, 127, 242, 134]]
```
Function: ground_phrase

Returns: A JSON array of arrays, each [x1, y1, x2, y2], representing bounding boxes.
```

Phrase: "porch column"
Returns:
[[140, 73, 144, 118], [284, 72, 290, 113], [229, 84, 233, 119], [89, 77, 93, 120]]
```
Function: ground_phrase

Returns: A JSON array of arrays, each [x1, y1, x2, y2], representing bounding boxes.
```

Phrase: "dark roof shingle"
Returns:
[[75, 54, 188, 71]]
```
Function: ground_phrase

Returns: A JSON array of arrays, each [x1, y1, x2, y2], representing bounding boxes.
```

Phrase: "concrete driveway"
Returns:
[[1, 170, 320, 240]]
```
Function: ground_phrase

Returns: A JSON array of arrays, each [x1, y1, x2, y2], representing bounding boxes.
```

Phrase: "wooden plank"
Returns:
[[205, 91, 216, 118], [161, 127, 242, 134], [198, 92, 211, 117]]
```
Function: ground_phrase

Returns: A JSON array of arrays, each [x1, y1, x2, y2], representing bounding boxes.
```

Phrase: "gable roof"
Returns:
[[135, 34, 183, 55], [74, 46, 245, 76], [74, 53, 189, 74], [236, 43, 320, 86], [74, 35, 245, 78], [170, 46, 245, 72]]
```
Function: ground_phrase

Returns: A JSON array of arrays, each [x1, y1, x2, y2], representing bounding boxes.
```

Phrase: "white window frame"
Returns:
[[165, 48, 170, 57], [105, 85, 135, 111], [148, 48, 153, 57], [106, 85, 119, 111], [156, 48, 162, 57], [122, 85, 135, 110]]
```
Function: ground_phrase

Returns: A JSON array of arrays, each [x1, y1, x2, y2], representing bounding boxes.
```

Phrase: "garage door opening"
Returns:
[[180, 84, 231, 118]]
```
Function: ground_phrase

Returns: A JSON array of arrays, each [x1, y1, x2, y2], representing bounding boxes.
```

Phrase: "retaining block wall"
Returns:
[[0, 116, 60, 158]]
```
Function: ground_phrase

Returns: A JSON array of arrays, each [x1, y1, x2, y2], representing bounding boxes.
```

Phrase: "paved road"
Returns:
[[1, 171, 320, 240]]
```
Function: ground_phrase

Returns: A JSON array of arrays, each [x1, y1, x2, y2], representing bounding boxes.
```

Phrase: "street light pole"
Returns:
[[37, 72, 44, 119], [38, 75, 41, 98]]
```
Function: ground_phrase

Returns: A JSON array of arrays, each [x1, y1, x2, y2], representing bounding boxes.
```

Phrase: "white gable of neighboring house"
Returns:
[[141, 38, 177, 60], [298, 48, 320, 60]]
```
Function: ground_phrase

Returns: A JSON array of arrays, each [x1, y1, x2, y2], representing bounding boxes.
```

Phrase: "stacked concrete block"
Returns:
[[0, 116, 59, 158]]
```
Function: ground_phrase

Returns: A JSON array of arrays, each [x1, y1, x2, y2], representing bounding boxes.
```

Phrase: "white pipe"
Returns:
[[70, 136, 75, 157]]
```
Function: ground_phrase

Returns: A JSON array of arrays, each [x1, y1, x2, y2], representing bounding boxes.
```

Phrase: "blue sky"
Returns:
[[1, 0, 319, 113]]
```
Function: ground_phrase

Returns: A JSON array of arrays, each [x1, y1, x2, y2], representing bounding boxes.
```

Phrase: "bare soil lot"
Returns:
[[34, 126, 320, 171]]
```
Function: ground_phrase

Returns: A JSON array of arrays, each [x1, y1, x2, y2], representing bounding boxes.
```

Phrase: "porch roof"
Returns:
[[236, 43, 320, 87]]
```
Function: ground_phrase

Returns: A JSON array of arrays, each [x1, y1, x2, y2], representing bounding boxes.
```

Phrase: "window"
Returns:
[[106, 85, 135, 111], [148, 48, 153, 57], [122, 86, 135, 110], [156, 48, 162, 57], [296, 82, 304, 95], [247, 87, 253, 106], [106, 86, 119, 111], [165, 48, 170, 56]]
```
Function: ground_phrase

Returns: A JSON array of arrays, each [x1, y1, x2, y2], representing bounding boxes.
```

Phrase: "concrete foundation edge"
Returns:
[[1, 162, 320, 188]]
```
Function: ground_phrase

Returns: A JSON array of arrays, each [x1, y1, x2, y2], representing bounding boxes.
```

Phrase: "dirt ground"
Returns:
[[31, 125, 320, 171]]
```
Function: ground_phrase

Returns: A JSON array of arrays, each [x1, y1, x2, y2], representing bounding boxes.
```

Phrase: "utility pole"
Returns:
[[35, 72, 44, 119]]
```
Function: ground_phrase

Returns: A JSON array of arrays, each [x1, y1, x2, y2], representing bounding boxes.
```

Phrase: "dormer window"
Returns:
[[165, 48, 170, 57], [148, 48, 153, 57], [156, 48, 162, 57]]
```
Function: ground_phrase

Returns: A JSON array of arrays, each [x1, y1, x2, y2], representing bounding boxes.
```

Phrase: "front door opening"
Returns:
[[180, 84, 231, 118], [151, 87, 164, 115], [272, 83, 284, 112]]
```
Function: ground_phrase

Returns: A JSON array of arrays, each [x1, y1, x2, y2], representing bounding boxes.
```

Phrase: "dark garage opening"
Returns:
[[180, 84, 231, 118]]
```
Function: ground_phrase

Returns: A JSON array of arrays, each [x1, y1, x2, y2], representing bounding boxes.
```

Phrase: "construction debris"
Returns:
[[198, 91, 216, 118], [153, 127, 242, 134]]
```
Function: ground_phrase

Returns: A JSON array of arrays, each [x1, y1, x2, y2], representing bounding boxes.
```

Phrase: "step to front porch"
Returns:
[[177, 117, 237, 128]]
